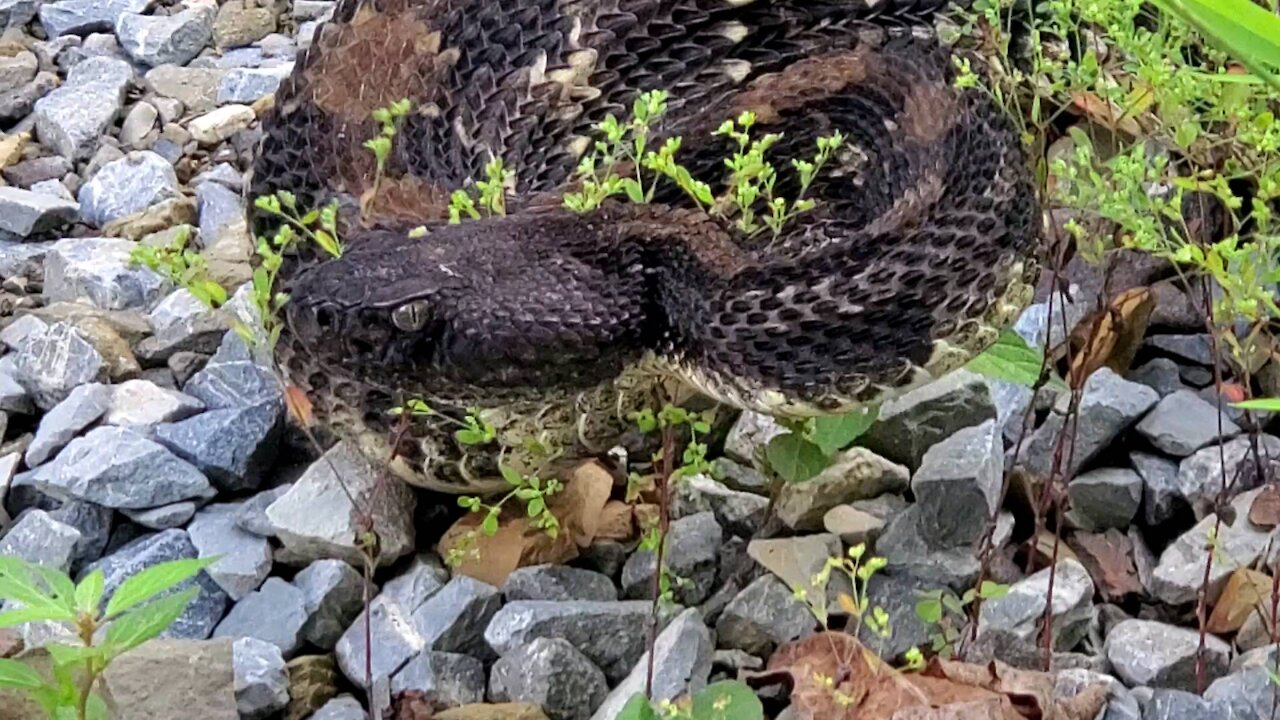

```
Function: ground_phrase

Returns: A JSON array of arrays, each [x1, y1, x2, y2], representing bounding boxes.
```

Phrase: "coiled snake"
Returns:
[[248, 0, 1040, 493]]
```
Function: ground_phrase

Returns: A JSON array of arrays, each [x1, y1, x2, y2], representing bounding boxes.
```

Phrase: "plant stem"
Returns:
[[644, 421, 676, 700]]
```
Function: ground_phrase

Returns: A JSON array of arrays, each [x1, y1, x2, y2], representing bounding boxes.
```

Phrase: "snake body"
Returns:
[[248, 0, 1040, 493]]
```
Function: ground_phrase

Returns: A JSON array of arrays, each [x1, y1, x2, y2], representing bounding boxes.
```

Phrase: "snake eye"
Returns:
[[391, 300, 429, 332]]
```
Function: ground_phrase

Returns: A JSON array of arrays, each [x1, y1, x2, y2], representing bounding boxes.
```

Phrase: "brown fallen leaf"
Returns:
[[284, 384, 315, 428], [1069, 91, 1144, 136], [1068, 530, 1144, 602], [1067, 286, 1155, 385], [437, 460, 613, 586], [1249, 484, 1280, 529], [748, 632, 1107, 720], [1207, 568, 1273, 634], [1029, 531, 1080, 570], [594, 500, 636, 541]]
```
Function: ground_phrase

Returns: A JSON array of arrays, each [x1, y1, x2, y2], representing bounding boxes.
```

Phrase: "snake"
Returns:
[[246, 0, 1041, 494]]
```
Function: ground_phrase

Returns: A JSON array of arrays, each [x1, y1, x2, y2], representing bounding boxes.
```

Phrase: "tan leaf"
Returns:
[[1207, 568, 1273, 634], [1069, 92, 1143, 136], [1068, 287, 1155, 386], [554, 461, 613, 547], [284, 384, 315, 428], [1249, 483, 1280, 530], [1068, 530, 1143, 602], [594, 501, 636, 541]]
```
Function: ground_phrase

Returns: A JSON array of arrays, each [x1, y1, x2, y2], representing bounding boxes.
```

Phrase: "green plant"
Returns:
[[364, 98, 412, 198], [914, 580, 1010, 659], [129, 227, 227, 309], [763, 407, 879, 484], [615, 680, 763, 720], [0, 556, 215, 720], [449, 156, 515, 223]]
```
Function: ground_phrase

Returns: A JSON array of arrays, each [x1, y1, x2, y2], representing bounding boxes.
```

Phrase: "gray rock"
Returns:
[[722, 411, 784, 468], [0, 509, 81, 571], [184, 332, 282, 410], [0, 0, 37, 29], [622, 511, 721, 605], [216, 64, 292, 103], [1131, 452, 1184, 527], [104, 378, 204, 427], [488, 638, 609, 720], [121, 501, 197, 529], [857, 572, 935, 662], [502, 565, 617, 602], [0, 369, 33, 414], [410, 575, 502, 659], [294, 559, 364, 649], [115, 6, 214, 67], [380, 554, 448, 609], [1014, 292, 1087, 350], [1127, 358, 1187, 397], [29, 180, 74, 203], [876, 506, 1015, 591], [1, 315, 49, 352], [1150, 488, 1273, 606], [188, 502, 272, 601], [0, 72, 58, 125], [0, 187, 78, 240], [291, 0, 333, 20], [389, 652, 485, 710], [143, 64, 225, 113], [191, 163, 242, 191], [484, 600, 656, 684], [3, 156, 73, 190], [978, 559, 1094, 651], [77, 151, 179, 228], [746, 533, 849, 609], [1018, 368, 1159, 479], [1177, 435, 1280, 520], [233, 484, 289, 537], [1141, 689, 1218, 719], [80, 529, 229, 639], [1054, 669, 1140, 720], [195, 179, 245, 246], [232, 637, 288, 720], [1136, 390, 1241, 457], [119, 101, 158, 148], [0, 51, 35, 94], [0, 241, 52, 284], [773, 447, 910, 531], [715, 575, 815, 656], [672, 473, 769, 538], [1202, 666, 1274, 720], [912, 418, 1002, 548], [334, 593, 423, 690], [1105, 619, 1229, 691], [213, 577, 308, 658], [43, 237, 169, 312], [33, 57, 131, 161], [137, 289, 226, 362], [312, 696, 365, 720], [29, 497, 112, 574], [860, 369, 996, 470], [589, 608, 713, 720], [11, 322, 106, 410], [25, 382, 111, 466], [1146, 334, 1214, 365], [39, 0, 149, 36], [154, 401, 281, 492], [986, 377, 1036, 444], [821, 494, 906, 546], [711, 457, 770, 495], [1066, 468, 1143, 531], [14, 425, 212, 509], [264, 440, 415, 566]]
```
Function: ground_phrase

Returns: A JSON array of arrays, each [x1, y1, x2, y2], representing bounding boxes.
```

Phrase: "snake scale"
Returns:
[[247, 0, 1041, 494]]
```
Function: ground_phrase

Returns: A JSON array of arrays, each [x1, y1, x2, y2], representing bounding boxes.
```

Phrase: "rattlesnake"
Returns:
[[247, 0, 1040, 493]]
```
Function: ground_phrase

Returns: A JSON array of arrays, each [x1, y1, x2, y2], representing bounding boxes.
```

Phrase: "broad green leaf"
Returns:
[[1232, 397, 1280, 411], [104, 557, 215, 619], [30, 566, 75, 613], [807, 407, 878, 456], [1152, 0, 1280, 90], [964, 330, 1044, 387], [613, 693, 658, 720], [0, 658, 45, 690], [764, 433, 829, 483], [481, 511, 499, 536], [915, 597, 943, 624], [104, 587, 199, 658], [0, 605, 77, 628], [75, 571, 105, 616], [46, 643, 105, 670], [85, 692, 110, 720], [691, 680, 764, 720], [0, 558, 68, 614], [978, 581, 1010, 600]]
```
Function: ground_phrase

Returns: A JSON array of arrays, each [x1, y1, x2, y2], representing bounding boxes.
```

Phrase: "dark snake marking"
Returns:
[[247, 0, 1041, 493]]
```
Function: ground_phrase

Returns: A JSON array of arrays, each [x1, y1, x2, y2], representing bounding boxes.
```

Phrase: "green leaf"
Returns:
[[613, 693, 658, 720], [46, 643, 105, 670], [104, 587, 199, 658], [527, 497, 545, 518], [978, 581, 1009, 600], [915, 597, 943, 624], [75, 571, 105, 616], [691, 680, 764, 720], [1151, 0, 1280, 90], [964, 329, 1044, 387], [0, 558, 68, 614], [0, 605, 77, 628], [806, 407, 879, 456], [764, 433, 829, 483], [30, 566, 75, 613], [500, 465, 523, 487], [481, 512, 500, 536], [104, 557, 215, 619], [1232, 397, 1280, 411], [0, 658, 45, 690]]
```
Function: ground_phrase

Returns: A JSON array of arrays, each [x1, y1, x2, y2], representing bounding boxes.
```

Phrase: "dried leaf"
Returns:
[[1030, 531, 1080, 569], [594, 501, 636, 541], [1068, 287, 1155, 385], [1068, 530, 1144, 602], [1207, 568, 1273, 634], [555, 461, 613, 547], [284, 384, 314, 428], [1069, 92, 1144, 136], [1250, 484, 1280, 529]]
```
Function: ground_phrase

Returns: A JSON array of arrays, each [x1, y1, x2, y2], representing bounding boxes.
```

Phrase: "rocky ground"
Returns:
[[0, 2, 1278, 720]]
